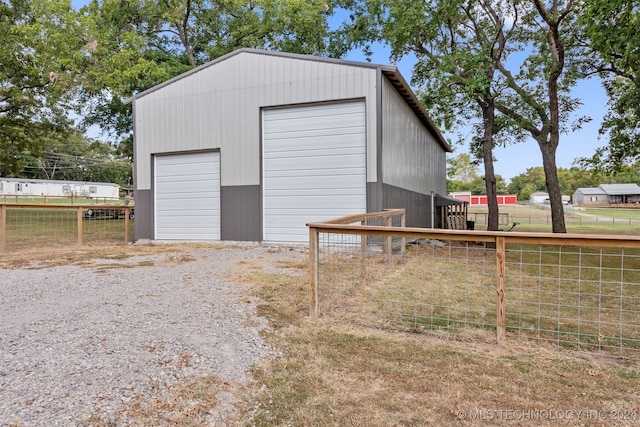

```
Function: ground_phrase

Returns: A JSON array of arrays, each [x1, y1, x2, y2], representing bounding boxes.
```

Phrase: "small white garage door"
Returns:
[[155, 151, 220, 240], [263, 101, 367, 242]]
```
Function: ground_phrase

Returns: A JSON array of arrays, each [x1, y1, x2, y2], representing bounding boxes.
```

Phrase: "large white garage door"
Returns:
[[155, 151, 220, 240], [263, 101, 367, 242]]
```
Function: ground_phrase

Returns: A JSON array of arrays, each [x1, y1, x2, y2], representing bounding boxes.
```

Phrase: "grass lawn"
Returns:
[[579, 207, 640, 220], [468, 204, 640, 235]]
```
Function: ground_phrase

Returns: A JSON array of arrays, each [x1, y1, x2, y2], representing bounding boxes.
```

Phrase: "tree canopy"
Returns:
[[1, 0, 348, 180], [0, 0, 83, 176], [338, 0, 589, 232], [447, 153, 506, 195], [577, 0, 640, 171], [77, 0, 346, 151]]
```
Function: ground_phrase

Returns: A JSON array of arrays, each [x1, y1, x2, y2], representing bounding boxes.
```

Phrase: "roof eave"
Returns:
[[380, 69, 452, 153]]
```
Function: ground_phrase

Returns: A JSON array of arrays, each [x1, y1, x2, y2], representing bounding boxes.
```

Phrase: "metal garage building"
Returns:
[[127, 48, 451, 243]]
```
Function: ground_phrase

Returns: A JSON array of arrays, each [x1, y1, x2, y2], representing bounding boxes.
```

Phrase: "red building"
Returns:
[[449, 191, 518, 205]]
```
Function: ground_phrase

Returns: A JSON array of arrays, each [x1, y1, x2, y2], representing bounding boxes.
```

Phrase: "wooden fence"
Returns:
[[0, 203, 134, 252], [308, 210, 640, 358]]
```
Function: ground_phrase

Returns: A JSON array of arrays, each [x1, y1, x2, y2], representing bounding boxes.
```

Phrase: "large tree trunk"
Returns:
[[538, 0, 567, 233], [539, 140, 566, 233], [482, 102, 500, 231]]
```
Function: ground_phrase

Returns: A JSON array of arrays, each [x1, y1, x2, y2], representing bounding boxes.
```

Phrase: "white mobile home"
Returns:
[[0, 178, 120, 199], [127, 48, 451, 243]]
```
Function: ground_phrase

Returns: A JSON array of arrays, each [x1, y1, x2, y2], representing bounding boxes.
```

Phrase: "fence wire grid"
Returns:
[[1, 205, 134, 252], [313, 217, 640, 360]]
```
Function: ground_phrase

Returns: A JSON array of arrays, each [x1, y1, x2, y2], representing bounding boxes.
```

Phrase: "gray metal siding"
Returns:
[[134, 189, 153, 240], [220, 185, 261, 241], [133, 52, 378, 190], [380, 77, 446, 196], [367, 182, 383, 213], [382, 183, 433, 228]]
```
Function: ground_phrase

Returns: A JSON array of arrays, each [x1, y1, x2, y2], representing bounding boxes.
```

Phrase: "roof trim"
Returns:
[[124, 48, 452, 152], [380, 69, 451, 152]]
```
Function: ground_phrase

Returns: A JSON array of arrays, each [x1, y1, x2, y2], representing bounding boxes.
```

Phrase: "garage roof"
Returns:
[[125, 48, 452, 153], [575, 188, 606, 195], [599, 183, 640, 195]]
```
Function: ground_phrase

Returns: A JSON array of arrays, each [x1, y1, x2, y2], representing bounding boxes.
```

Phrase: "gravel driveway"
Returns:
[[0, 244, 306, 426]]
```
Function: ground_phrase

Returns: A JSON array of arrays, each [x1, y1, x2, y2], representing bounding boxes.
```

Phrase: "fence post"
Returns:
[[0, 204, 6, 253], [77, 207, 83, 246], [309, 226, 319, 318], [361, 220, 366, 273], [384, 214, 392, 256], [400, 210, 406, 256], [124, 207, 130, 244], [495, 235, 507, 344]]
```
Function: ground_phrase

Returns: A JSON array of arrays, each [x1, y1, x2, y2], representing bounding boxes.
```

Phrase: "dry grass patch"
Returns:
[[233, 268, 308, 330], [80, 375, 238, 427], [0, 243, 223, 269], [234, 255, 640, 426]]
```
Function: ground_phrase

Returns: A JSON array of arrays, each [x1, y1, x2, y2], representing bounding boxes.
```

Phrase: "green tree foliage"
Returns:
[[20, 132, 132, 185], [577, 0, 640, 171], [0, 0, 84, 176], [337, 0, 529, 230], [491, 0, 587, 232], [339, 0, 587, 232], [447, 153, 506, 194], [77, 0, 345, 149], [507, 167, 549, 201], [447, 153, 481, 186]]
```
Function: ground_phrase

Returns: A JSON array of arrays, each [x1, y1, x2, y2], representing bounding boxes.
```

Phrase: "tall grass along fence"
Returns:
[[308, 209, 640, 360], [0, 203, 134, 252]]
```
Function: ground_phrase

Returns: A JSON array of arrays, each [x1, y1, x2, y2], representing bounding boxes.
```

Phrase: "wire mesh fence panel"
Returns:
[[505, 244, 640, 358], [5, 208, 77, 250], [82, 215, 131, 245], [312, 214, 640, 360], [317, 233, 496, 338], [378, 241, 496, 335], [468, 205, 640, 233], [1, 205, 133, 252]]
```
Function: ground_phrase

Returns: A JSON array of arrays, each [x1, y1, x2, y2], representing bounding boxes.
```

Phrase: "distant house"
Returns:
[[0, 177, 120, 199], [530, 192, 549, 204], [529, 191, 571, 205], [572, 184, 640, 205], [572, 188, 608, 205]]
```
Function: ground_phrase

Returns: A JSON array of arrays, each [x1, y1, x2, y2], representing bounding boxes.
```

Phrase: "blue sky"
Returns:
[[340, 44, 609, 181]]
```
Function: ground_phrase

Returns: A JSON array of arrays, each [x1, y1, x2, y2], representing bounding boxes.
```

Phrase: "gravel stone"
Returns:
[[0, 244, 307, 426]]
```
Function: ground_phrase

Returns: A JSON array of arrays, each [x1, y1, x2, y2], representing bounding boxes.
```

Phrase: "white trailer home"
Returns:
[[0, 177, 120, 199]]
